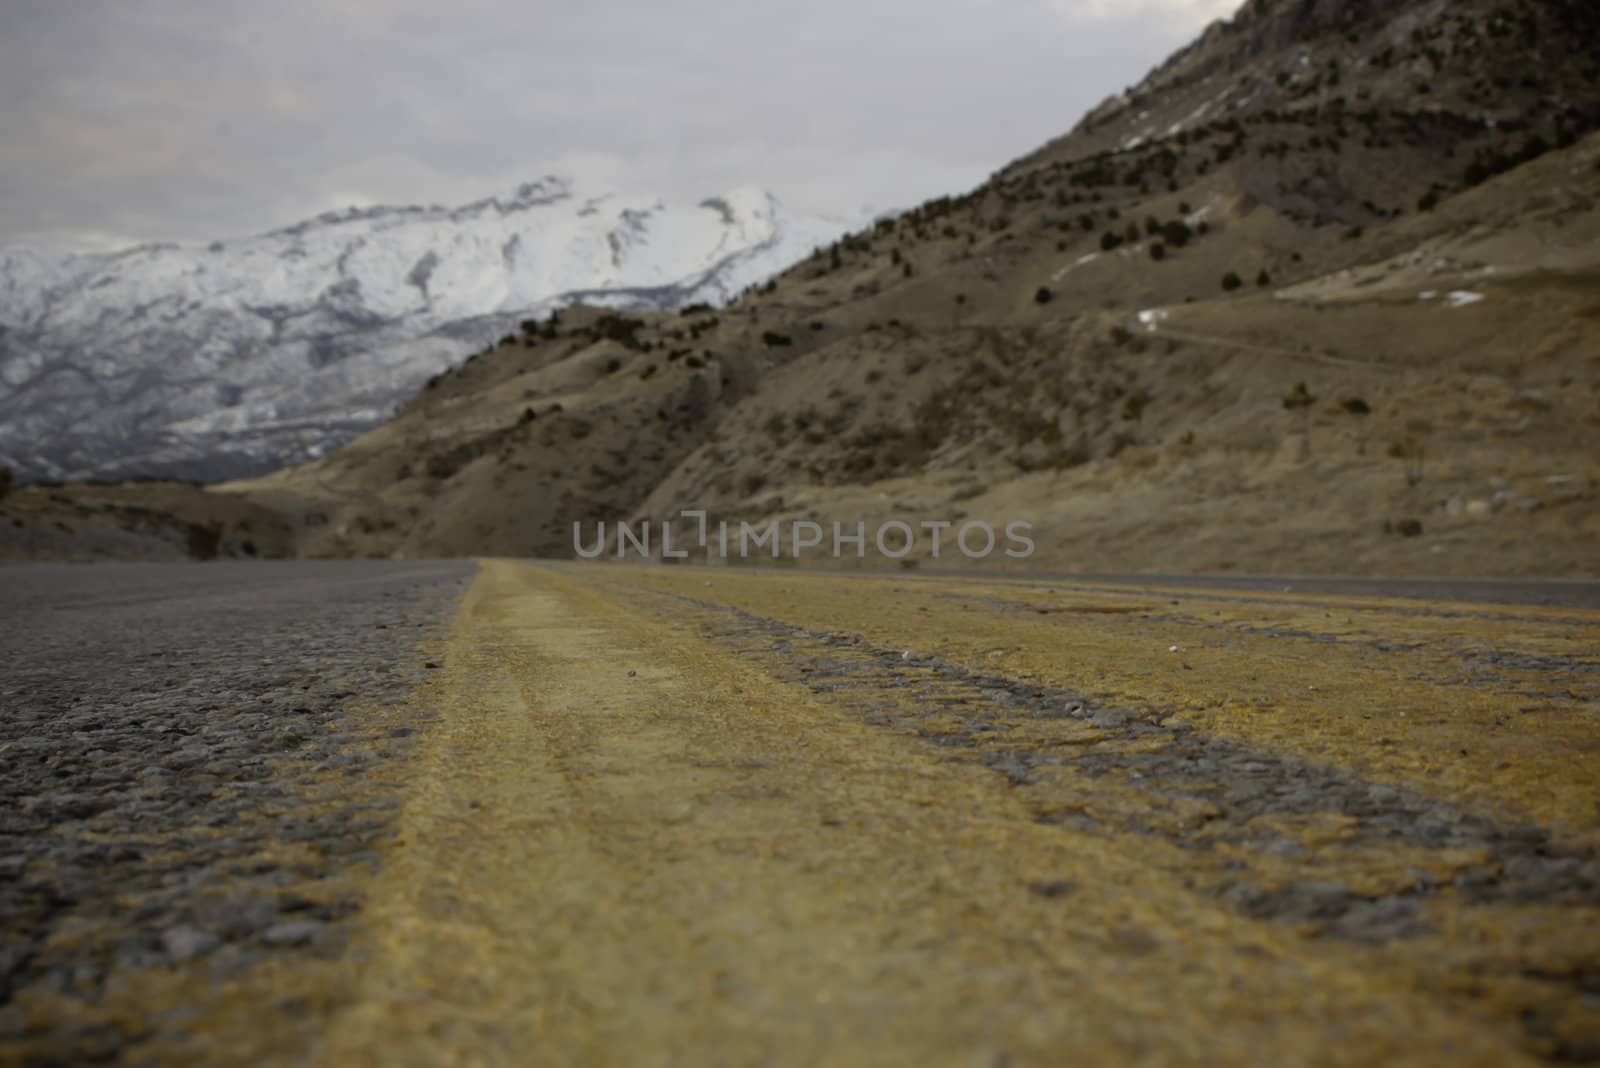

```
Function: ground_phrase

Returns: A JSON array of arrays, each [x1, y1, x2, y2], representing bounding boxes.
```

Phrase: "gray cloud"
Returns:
[[0, 0, 1237, 251]]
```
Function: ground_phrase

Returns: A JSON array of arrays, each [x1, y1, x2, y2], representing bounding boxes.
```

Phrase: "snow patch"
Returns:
[[1137, 308, 1169, 332], [1184, 195, 1220, 227], [0, 179, 858, 480], [1051, 252, 1101, 283]]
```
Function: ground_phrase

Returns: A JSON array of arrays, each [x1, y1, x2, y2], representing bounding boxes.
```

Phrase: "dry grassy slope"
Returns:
[[0, 481, 292, 562], [1014, 0, 1599, 224], [219, 303, 840, 558], [631, 135, 1600, 576], [210, 0, 1600, 572]]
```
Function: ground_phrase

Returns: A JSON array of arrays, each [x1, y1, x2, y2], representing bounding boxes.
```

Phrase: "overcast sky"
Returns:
[[0, 0, 1239, 253]]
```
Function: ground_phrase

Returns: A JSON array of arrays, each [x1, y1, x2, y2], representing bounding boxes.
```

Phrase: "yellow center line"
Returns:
[[597, 565, 1600, 838], [306, 561, 1561, 1065]]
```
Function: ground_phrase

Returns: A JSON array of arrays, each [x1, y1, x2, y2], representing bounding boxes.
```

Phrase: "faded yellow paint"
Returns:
[[605, 566, 1600, 839], [287, 561, 1594, 1065], [61, 562, 1596, 1065]]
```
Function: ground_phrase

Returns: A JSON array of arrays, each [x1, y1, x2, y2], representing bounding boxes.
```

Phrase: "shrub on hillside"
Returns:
[[187, 523, 223, 561], [1282, 382, 1316, 411], [1222, 272, 1244, 292], [595, 313, 647, 351]]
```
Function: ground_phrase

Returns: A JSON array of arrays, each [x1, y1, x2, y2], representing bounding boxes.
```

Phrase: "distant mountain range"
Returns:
[[0, 179, 852, 481]]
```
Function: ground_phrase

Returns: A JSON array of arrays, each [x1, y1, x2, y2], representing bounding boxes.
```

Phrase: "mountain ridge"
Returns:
[[0, 179, 853, 482], [6, 0, 1598, 576]]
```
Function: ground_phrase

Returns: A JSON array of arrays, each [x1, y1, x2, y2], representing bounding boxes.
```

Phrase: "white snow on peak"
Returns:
[[0, 178, 859, 481]]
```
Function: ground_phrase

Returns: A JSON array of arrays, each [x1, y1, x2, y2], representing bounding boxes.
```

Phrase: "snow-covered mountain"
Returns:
[[0, 179, 852, 481]]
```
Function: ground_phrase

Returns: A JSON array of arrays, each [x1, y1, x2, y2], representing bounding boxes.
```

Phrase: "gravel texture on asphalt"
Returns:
[[0, 560, 472, 1065], [668, 595, 1600, 937], [969, 573, 1600, 611]]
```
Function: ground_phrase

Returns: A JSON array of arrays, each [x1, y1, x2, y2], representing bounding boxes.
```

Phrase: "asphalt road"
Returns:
[[917, 569, 1600, 609], [1, 560, 1597, 1065], [0, 560, 473, 1066], [316, 562, 1600, 1066]]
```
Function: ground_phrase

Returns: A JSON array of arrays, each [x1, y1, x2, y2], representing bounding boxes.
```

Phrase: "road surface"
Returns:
[[2, 561, 1597, 1065]]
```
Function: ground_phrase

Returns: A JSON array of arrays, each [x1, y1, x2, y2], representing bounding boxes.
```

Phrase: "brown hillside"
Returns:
[[15, 0, 1595, 575]]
